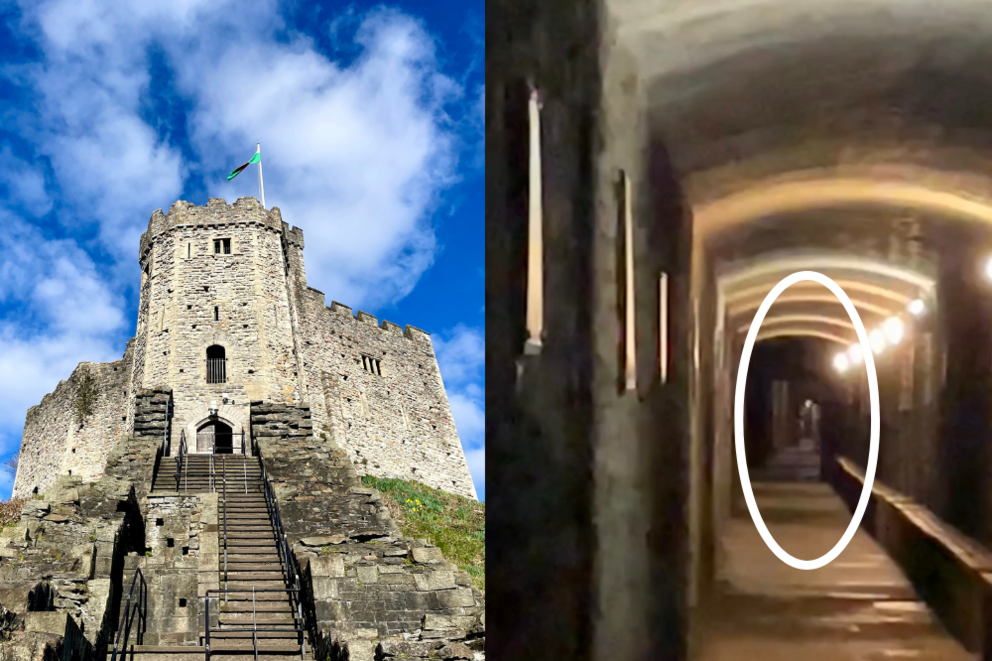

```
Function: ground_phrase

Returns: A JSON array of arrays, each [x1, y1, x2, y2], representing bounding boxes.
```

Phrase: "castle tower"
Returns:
[[14, 197, 477, 500], [132, 197, 304, 452]]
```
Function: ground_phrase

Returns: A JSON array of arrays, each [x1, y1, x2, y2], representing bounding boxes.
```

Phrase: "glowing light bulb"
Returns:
[[833, 353, 850, 373], [848, 344, 863, 364], [908, 299, 926, 316], [882, 317, 905, 345], [870, 328, 887, 354]]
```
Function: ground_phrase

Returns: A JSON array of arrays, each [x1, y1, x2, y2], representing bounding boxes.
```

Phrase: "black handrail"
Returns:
[[110, 568, 147, 661], [175, 430, 188, 492], [252, 433, 308, 659], [222, 457, 228, 600], [203, 589, 304, 661]]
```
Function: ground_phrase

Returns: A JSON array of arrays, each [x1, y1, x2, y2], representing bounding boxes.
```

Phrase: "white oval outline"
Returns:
[[734, 270, 879, 570]]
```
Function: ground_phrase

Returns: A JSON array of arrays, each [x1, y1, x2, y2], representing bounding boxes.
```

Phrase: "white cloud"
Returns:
[[433, 325, 484, 386], [434, 326, 484, 498], [0, 212, 125, 457], [0, 147, 51, 216], [14, 1, 470, 310]]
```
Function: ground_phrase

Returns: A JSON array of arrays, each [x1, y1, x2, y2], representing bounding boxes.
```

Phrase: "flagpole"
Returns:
[[257, 142, 265, 208]]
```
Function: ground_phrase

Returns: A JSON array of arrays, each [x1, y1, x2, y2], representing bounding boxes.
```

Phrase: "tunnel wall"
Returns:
[[487, 0, 603, 659]]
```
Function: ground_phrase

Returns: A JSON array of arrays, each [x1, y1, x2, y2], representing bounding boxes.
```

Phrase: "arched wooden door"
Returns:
[[196, 420, 233, 453]]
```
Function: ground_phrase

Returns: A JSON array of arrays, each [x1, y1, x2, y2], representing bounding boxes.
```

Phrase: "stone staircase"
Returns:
[[116, 455, 305, 660]]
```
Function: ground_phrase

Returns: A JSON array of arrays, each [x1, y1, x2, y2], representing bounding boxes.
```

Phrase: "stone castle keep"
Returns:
[[14, 196, 476, 501], [1, 197, 484, 661]]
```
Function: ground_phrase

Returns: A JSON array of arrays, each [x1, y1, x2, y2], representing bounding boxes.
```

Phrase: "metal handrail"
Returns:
[[249, 433, 309, 658], [202, 588, 305, 661], [175, 430, 188, 492], [110, 568, 147, 661], [222, 458, 228, 602]]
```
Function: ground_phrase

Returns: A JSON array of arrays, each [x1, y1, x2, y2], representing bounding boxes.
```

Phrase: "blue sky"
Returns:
[[0, 0, 484, 500]]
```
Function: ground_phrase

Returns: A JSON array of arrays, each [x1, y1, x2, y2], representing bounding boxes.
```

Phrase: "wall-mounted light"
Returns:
[[208, 400, 218, 417], [882, 316, 905, 345], [984, 256, 992, 283], [848, 343, 864, 365], [833, 352, 850, 373], [869, 328, 887, 354], [907, 298, 926, 316]]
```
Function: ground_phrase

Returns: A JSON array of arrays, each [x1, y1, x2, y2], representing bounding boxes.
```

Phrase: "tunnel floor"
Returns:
[[695, 482, 973, 660]]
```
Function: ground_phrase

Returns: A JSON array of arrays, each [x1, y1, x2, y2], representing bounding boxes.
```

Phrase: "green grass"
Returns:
[[361, 475, 485, 592]]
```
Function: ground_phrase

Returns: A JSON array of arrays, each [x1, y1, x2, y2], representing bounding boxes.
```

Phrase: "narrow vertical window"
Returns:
[[223, 238, 231, 254], [620, 170, 636, 392], [206, 345, 227, 384], [214, 239, 221, 254], [214, 306, 219, 321], [659, 272, 668, 384], [187, 243, 191, 259], [524, 84, 543, 356]]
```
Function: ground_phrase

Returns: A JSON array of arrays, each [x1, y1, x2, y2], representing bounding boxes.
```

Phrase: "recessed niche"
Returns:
[[156, 519, 164, 526], [167, 538, 175, 548], [179, 598, 187, 607]]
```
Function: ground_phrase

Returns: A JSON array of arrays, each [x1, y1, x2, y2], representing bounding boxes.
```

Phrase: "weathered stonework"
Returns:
[[14, 197, 475, 501], [251, 403, 484, 661], [14, 347, 135, 499]]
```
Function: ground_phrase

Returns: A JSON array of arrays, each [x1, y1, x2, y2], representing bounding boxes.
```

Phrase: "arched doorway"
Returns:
[[196, 420, 233, 454]]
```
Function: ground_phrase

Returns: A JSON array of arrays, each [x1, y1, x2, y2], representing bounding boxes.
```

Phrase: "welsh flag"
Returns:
[[227, 150, 261, 181]]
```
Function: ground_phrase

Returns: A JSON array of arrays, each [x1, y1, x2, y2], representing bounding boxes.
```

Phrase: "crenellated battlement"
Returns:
[[304, 290, 432, 344], [139, 196, 290, 261]]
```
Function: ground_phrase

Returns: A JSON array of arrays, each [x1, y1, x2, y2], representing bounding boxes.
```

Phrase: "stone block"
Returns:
[[356, 566, 378, 583], [414, 571, 456, 591], [437, 588, 476, 608], [310, 555, 345, 578], [423, 614, 477, 631], [377, 639, 440, 657], [411, 547, 444, 564], [311, 576, 340, 601], [301, 535, 346, 546], [24, 612, 67, 635], [438, 641, 475, 659]]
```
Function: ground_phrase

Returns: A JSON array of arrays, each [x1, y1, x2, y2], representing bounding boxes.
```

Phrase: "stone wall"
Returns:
[[14, 346, 135, 499], [291, 288, 476, 500], [0, 407, 168, 661], [250, 402, 484, 661], [16, 196, 476, 502], [136, 198, 303, 451]]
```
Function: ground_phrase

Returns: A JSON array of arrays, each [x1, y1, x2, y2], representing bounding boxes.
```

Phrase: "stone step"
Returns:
[[222, 582, 292, 592], [222, 563, 286, 572], [220, 602, 295, 613], [206, 630, 302, 640], [211, 591, 296, 601], [221, 572, 288, 581], [125, 641, 302, 653], [226, 553, 281, 561], [217, 611, 297, 624]]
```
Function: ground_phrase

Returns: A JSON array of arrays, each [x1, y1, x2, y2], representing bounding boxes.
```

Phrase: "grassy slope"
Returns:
[[360, 475, 485, 592]]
